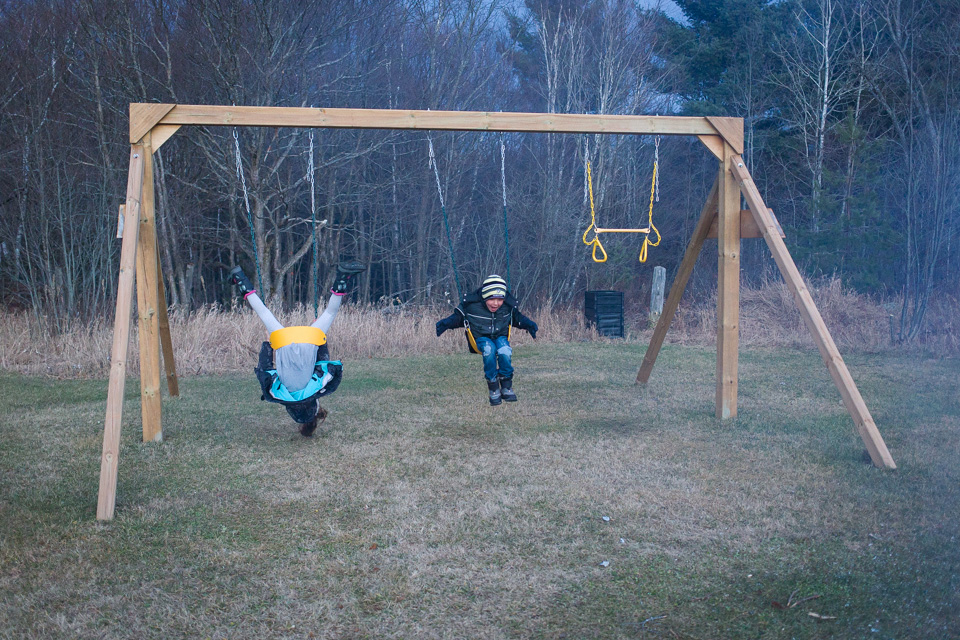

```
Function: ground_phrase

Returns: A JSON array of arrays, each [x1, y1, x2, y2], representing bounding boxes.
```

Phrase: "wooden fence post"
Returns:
[[650, 266, 666, 325]]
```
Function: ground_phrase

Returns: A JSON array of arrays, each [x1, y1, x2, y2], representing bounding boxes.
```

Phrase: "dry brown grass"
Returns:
[[674, 276, 895, 351], [0, 278, 956, 379]]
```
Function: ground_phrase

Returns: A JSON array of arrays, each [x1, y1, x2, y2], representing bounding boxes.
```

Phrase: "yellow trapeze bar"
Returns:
[[270, 326, 327, 349], [594, 227, 653, 234]]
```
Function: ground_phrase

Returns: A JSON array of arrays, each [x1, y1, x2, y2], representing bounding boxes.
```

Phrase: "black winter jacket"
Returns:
[[437, 289, 537, 347]]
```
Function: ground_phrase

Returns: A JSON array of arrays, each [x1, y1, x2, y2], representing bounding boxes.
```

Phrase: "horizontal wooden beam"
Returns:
[[146, 104, 729, 137], [707, 209, 784, 239]]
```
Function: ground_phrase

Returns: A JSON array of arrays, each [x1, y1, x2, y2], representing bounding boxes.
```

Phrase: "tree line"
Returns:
[[1, 0, 957, 342]]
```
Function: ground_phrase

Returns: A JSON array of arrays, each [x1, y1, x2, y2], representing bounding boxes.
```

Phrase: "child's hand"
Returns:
[[519, 317, 538, 338], [436, 315, 455, 336]]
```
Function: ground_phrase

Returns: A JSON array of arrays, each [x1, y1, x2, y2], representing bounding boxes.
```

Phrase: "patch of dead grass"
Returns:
[[3, 278, 957, 382], [1, 334, 958, 638]]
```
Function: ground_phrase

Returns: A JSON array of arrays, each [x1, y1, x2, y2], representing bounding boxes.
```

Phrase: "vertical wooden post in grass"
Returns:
[[98, 146, 145, 521], [716, 143, 741, 419], [730, 157, 896, 469], [135, 142, 164, 443], [650, 266, 666, 324]]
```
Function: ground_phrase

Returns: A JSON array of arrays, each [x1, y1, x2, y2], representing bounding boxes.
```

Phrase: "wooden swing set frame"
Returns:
[[97, 103, 895, 521]]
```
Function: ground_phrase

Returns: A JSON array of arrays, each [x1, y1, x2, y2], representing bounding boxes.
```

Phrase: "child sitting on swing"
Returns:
[[435, 275, 538, 406], [229, 261, 365, 436]]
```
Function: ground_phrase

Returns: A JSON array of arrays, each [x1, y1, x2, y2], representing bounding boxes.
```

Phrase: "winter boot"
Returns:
[[299, 415, 318, 437], [487, 379, 502, 406], [499, 376, 517, 402], [300, 403, 328, 437], [228, 266, 256, 297], [331, 260, 367, 295]]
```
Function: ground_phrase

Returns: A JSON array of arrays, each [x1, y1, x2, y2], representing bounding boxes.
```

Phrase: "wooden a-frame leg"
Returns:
[[97, 146, 145, 521], [716, 145, 741, 419], [637, 177, 719, 384], [135, 143, 163, 443], [155, 237, 179, 397], [730, 156, 896, 469]]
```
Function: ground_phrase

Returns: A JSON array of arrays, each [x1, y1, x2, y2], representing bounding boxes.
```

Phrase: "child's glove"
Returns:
[[436, 314, 457, 336], [519, 317, 538, 339]]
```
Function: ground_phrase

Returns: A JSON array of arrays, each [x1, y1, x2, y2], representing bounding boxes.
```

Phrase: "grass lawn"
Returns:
[[1, 342, 958, 639]]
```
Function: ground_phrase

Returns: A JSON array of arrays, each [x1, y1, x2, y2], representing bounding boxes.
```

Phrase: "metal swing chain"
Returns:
[[500, 134, 511, 290], [428, 136, 463, 300], [427, 137, 446, 209], [307, 130, 319, 316], [234, 128, 264, 294], [654, 134, 660, 203]]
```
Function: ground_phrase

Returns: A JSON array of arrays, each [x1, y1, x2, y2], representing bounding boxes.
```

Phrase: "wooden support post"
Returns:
[[716, 145, 741, 419], [98, 146, 145, 521], [155, 238, 179, 397], [730, 157, 896, 469], [637, 177, 719, 384], [135, 144, 163, 442]]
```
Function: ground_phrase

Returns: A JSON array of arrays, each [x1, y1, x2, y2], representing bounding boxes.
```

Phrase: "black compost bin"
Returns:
[[585, 290, 624, 338]]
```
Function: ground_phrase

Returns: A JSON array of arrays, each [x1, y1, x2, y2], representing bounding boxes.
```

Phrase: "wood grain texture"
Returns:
[[151, 104, 720, 135], [135, 146, 163, 443], [716, 145, 741, 419], [98, 146, 144, 521], [130, 103, 175, 143], [731, 155, 895, 469]]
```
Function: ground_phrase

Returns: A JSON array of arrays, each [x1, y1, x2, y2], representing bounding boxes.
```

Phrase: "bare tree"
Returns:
[[867, 0, 960, 341]]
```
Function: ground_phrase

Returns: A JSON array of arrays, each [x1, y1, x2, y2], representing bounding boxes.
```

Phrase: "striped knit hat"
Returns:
[[481, 275, 507, 299]]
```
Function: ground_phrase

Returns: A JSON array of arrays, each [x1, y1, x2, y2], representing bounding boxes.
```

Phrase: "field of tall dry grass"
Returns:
[[1, 277, 956, 378]]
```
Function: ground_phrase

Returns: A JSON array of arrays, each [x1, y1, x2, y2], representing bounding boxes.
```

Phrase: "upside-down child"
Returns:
[[229, 261, 365, 436], [435, 275, 538, 405]]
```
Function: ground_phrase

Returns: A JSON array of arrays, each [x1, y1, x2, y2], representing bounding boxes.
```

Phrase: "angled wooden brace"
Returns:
[[730, 156, 896, 469], [637, 177, 719, 384]]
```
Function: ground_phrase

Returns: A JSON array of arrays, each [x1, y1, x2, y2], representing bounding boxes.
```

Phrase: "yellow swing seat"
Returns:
[[269, 326, 327, 350]]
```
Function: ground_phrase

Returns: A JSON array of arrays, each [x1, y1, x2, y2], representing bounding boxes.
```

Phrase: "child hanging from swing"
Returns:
[[229, 260, 365, 436], [435, 275, 538, 406]]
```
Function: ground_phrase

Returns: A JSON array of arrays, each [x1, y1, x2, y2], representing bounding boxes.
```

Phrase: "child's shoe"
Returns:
[[331, 260, 366, 295], [499, 376, 517, 402], [487, 380, 502, 406], [228, 266, 255, 296]]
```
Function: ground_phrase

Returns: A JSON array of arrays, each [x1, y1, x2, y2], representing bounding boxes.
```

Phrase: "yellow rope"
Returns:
[[581, 161, 608, 262], [639, 160, 661, 263], [583, 158, 662, 263]]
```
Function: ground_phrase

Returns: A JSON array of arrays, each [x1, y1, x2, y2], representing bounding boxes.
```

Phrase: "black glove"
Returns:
[[518, 316, 538, 339], [436, 314, 456, 337]]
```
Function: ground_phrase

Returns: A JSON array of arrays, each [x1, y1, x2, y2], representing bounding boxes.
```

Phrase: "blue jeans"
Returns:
[[475, 336, 513, 382]]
